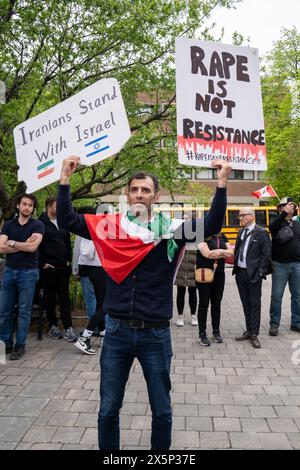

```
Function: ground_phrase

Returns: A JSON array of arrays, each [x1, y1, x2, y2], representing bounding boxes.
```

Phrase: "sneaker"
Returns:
[[64, 327, 77, 342], [290, 325, 300, 333], [176, 316, 184, 327], [48, 325, 64, 339], [10, 345, 25, 361], [213, 331, 224, 343], [269, 325, 279, 336], [74, 336, 96, 355], [190, 315, 198, 326], [198, 333, 210, 347]]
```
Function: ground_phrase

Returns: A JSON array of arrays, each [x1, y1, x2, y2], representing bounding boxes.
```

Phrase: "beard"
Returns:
[[19, 209, 33, 218]]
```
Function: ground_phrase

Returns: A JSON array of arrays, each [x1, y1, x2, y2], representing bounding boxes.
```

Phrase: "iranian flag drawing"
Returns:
[[176, 38, 267, 171]]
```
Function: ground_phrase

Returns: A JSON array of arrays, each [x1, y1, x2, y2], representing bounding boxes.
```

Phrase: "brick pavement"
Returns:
[[0, 270, 300, 450]]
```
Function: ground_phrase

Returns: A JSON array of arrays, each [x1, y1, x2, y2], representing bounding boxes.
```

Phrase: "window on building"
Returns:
[[235, 170, 244, 180], [243, 171, 254, 180], [195, 169, 213, 179]]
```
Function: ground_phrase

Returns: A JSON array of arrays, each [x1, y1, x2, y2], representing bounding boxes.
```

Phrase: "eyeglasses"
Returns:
[[238, 214, 252, 219]]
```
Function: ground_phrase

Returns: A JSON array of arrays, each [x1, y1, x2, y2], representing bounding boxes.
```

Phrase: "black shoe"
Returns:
[[213, 331, 224, 343], [235, 331, 250, 341], [198, 333, 210, 347], [269, 325, 279, 336], [10, 345, 25, 361], [250, 335, 261, 349], [290, 325, 300, 333]]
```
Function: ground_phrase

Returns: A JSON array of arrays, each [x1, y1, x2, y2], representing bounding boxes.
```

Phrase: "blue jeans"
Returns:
[[0, 267, 39, 348], [270, 261, 300, 327], [98, 315, 173, 450], [80, 275, 96, 320]]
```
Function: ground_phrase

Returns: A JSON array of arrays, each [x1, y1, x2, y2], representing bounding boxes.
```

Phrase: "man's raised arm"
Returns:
[[203, 160, 231, 238], [174, 160, 231, 246], [57, 156, 91, 239]]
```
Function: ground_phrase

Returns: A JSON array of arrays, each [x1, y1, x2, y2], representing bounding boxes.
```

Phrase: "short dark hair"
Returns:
[[45, 196, 56, 209], [127, 171, 159, 193], [17, 193, 37, 209]]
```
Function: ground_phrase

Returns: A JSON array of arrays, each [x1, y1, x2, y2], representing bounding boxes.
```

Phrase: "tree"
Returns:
[[262, 27, 300, 200], [0, 0, 240, 222]]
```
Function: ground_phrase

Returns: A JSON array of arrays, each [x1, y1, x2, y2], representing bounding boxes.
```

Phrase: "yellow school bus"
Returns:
[[155, 206, 278, 244]]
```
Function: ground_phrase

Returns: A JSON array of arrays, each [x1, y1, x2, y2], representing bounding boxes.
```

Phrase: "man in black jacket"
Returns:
[[57, 156, 231, 450], [233, 207, 272, 348], [39, 197, 76, 341], [269, 199, 300, 336]]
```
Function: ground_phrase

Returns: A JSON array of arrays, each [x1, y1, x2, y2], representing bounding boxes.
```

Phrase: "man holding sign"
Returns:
[[56, 155, 231, 450]]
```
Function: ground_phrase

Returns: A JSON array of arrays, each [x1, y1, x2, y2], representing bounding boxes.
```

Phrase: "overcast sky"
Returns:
[[209, 0, 300, 56]]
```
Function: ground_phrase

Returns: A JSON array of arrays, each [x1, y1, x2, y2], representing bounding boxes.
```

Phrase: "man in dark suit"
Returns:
[[233, 208, 272, 348]]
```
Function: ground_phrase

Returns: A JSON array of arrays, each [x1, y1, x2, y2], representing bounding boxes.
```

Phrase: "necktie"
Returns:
[[239, 228, 249, 263]]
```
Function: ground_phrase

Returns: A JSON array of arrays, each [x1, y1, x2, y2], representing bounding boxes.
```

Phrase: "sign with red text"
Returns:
[[176, 38, 267, 170], [14, 78, 131, 193]]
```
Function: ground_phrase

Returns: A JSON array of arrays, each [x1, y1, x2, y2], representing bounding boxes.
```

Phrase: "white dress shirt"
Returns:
[[237, 222, 256, 268]]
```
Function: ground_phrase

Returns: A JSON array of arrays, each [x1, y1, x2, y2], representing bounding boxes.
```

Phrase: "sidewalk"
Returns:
[[0, 270, 300, 450]]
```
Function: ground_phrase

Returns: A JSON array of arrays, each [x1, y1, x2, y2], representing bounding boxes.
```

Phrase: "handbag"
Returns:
[[274, 224, 294, 245], [195, 264, 217, 283], [195, 237, 219, 283]]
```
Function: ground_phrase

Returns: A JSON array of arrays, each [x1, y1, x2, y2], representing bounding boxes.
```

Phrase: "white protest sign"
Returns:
[[176, 38, 267, 170], [14, 78, 131, 193]]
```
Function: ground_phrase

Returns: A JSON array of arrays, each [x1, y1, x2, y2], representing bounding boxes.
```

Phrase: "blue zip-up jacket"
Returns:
[[57, 185, 226, 322]]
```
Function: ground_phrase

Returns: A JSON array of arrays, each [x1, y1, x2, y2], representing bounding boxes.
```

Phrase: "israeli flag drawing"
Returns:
[[85, 135, 110, 157]]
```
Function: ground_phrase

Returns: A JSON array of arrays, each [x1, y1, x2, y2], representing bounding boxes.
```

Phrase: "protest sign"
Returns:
[[176, 38, 267, 171], [13, 78, 131, 193]]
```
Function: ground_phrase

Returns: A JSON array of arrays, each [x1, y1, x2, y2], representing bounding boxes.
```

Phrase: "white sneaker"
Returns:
[[191, 315, 198, 326], [176, 316, 184, 327], [74, 336, 96, 355]]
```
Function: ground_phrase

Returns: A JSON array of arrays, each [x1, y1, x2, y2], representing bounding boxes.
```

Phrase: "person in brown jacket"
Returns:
[[174, 243, 198, 326]]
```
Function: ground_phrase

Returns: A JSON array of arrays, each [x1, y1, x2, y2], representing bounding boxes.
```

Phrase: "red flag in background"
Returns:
[[252, 185, 277, 199]]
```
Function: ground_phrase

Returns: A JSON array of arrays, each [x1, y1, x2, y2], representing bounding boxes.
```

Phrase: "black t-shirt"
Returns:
[[196, 234, 229, 272], [1, 217, 44, 269]]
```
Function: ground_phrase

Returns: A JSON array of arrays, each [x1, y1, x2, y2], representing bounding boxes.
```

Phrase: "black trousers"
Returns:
[[235, 269, 262, 336], [196, 271, 225, 334], [41, 266, 72, 330], [176, 286, 197, 316], [85, 266, 106, 333]]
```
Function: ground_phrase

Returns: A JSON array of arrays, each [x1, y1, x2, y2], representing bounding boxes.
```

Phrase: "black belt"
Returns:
[[110, 316, 169, 330]]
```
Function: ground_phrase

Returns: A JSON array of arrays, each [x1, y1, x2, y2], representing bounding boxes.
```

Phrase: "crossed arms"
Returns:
[[0, 233, 43, 254]]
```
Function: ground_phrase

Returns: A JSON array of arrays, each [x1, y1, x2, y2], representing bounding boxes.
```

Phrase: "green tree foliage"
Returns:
[[0, 0, 240, 221], [262, 27, 300, 200]]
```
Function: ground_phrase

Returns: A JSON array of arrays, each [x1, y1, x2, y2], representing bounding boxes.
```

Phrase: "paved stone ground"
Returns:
[[1, 269, 300, 450]]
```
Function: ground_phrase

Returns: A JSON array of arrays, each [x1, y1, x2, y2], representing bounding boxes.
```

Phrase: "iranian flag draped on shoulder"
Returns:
[[84, 211, 184, 284]]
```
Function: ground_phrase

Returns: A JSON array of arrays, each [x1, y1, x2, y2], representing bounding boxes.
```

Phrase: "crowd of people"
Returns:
[[0, 156, 299, 450]]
